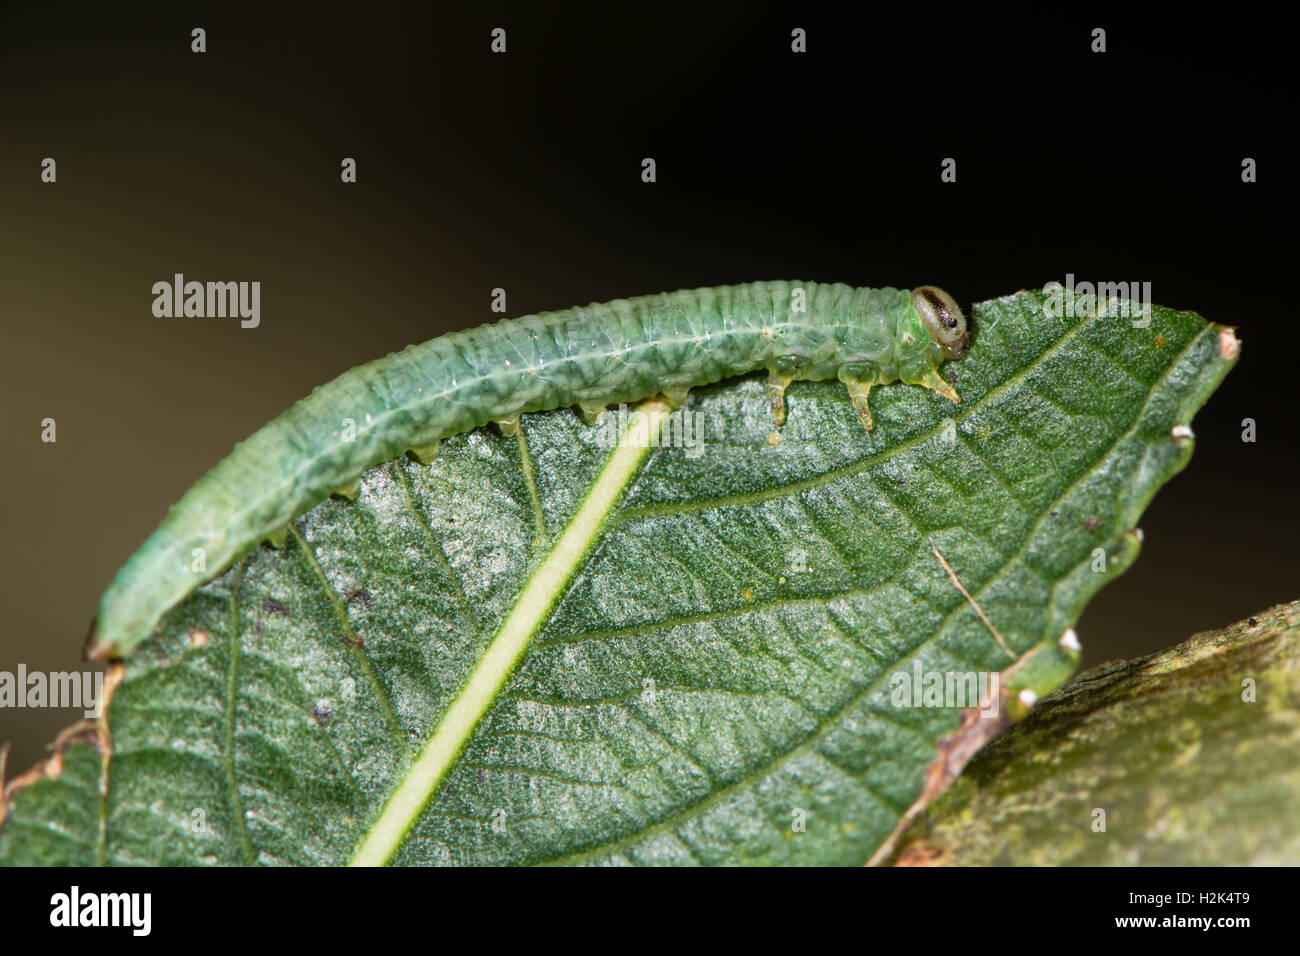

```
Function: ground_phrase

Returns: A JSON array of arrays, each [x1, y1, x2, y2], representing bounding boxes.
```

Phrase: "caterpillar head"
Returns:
[[911, 286, 968, 361]]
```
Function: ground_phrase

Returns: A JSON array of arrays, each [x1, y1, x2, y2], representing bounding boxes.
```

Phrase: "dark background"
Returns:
[[1, 4, 1295, 772]]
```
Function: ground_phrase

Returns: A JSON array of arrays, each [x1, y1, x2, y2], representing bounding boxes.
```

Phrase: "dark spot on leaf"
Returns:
[[1086, 516, 1100, 530], [1050, 511, 1059, 517], [263, 598, 289, 616], [1249, 617, 1258, 627], [311, 701, 333, 725], [346, 588, 374, 608], [946, 367, 959, 385]]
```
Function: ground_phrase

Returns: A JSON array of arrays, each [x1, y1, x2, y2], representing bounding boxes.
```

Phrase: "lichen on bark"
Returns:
[[889, 600, 1300, 865]]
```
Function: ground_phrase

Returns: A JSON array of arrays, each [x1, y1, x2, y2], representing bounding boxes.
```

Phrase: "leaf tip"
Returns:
[[1217, 326, 1242, 361]]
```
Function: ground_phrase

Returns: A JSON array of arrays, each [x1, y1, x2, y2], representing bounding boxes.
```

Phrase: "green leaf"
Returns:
[[0, 289, 1237, 866], [884, 600, 1300, 866]]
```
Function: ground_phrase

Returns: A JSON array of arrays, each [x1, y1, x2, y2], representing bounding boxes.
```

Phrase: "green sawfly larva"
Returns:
[[86, 280, 968, 659]]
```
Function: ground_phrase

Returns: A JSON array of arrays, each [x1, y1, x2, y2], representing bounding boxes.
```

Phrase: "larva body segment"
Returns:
[[87, 281, 966, 659]]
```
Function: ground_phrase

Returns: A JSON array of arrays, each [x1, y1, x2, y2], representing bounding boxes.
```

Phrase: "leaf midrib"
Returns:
[[348, 401, 672, 866]]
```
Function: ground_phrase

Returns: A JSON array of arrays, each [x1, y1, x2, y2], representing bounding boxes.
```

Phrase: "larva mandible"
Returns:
[[86, 280, 968, 659]]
